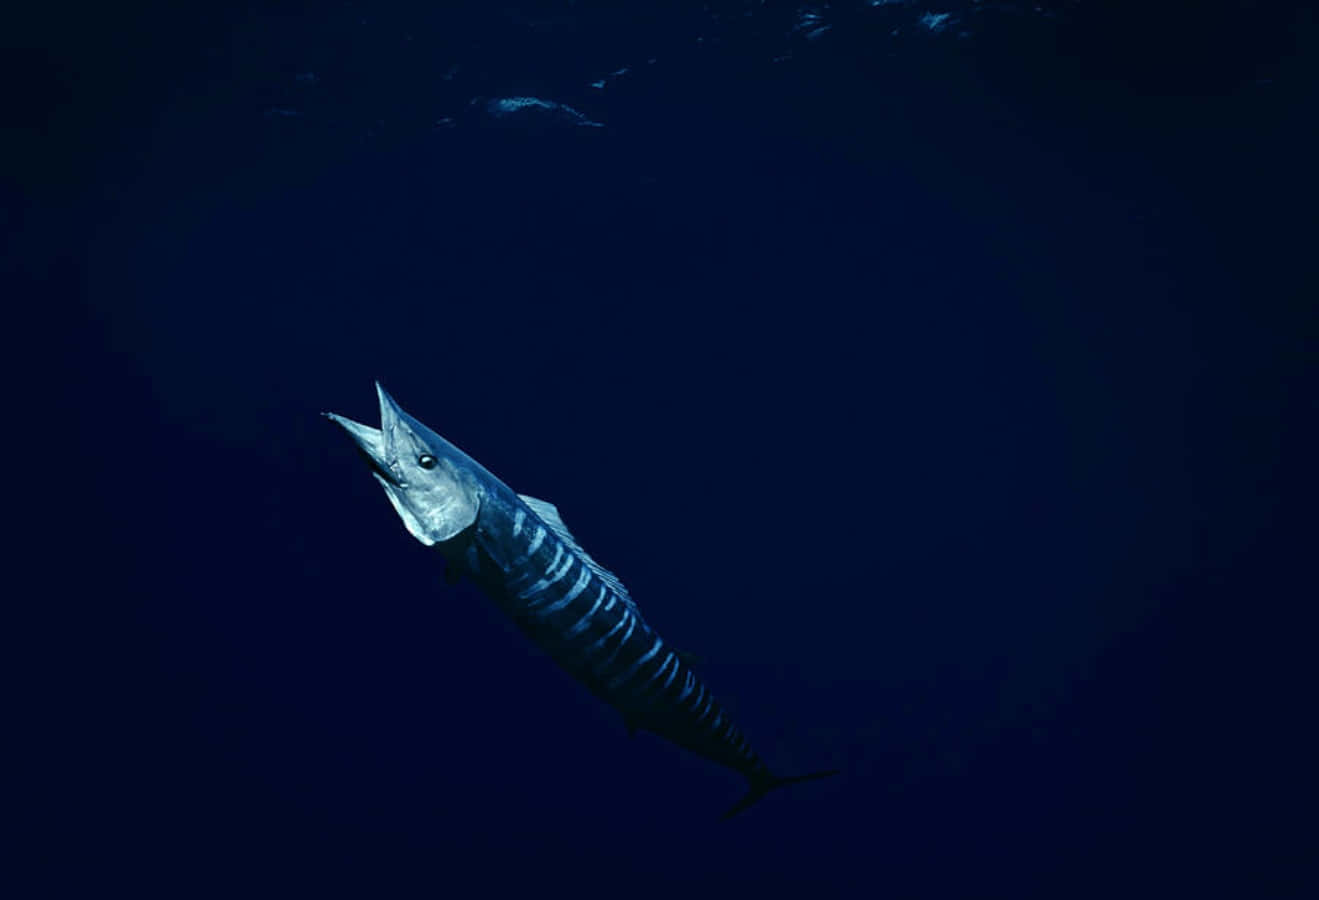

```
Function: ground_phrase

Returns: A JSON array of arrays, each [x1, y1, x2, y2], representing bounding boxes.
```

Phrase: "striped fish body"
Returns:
[[327, 384, 836, 816], [452, 489, 766, 780]]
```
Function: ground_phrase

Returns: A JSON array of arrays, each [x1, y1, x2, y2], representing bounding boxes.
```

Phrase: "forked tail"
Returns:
[[721, 768, 840, 820]]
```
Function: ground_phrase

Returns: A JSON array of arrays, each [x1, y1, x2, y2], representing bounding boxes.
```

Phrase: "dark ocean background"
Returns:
[[15, 1, 1313, 896]]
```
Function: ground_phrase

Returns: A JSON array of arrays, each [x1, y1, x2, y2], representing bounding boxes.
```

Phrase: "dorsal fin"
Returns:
[[518, 494, 639, 615]]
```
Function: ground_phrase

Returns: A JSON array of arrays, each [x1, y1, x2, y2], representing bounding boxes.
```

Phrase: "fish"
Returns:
[[325, 383, 838, 818]]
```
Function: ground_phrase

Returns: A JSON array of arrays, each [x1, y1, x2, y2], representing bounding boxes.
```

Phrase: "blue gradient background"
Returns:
[[18, 2, 1310, 896]]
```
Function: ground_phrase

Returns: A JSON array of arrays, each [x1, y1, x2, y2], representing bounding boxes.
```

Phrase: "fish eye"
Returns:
[[417, 454, 437, 469]]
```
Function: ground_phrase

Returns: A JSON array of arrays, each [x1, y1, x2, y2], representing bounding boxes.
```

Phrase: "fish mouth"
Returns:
[[323, 382, 408, 487], [360, 444, 404, 487], [324, 412, 402, 485]]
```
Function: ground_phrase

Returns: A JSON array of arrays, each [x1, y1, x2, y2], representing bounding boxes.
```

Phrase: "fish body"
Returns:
[[449, 490, 760, 777], [326, 383, 836, 816]]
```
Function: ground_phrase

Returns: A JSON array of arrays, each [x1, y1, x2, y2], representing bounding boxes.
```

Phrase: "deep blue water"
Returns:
[[19, 1, 1312, 896]]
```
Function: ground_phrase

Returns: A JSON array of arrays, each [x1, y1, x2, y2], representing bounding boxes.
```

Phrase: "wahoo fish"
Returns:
[[325, 383, 837, 818]]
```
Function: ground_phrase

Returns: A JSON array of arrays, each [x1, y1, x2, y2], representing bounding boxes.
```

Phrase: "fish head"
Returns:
[[325, 383, 482, 546]]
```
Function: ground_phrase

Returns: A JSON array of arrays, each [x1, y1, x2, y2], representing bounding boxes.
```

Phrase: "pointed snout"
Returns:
[[322, 411, 384, 457], [323, 382, 414, 485], [375, 380, 406, 455], [322, 383, 401, 451], [323, 407, 397, 485]]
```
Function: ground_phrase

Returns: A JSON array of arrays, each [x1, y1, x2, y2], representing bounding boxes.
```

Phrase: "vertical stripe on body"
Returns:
[[694, 690, 714, 725], [636, 652, 676, 694], [597, 614, 638, 669], [677, 671, 695, 703], [532, 565, 593, 615], [584, 610, 630, 658], [609, 634, 665, 689], [506, 525, 548, 575], [656, 655, 682, 693], [514, 544, 566, 598], [521, 551, 576, 604], [564, 585, 607, 637]]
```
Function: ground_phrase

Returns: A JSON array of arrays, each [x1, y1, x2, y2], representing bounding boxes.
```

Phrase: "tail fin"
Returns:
[[721, 768, 840, 820]]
